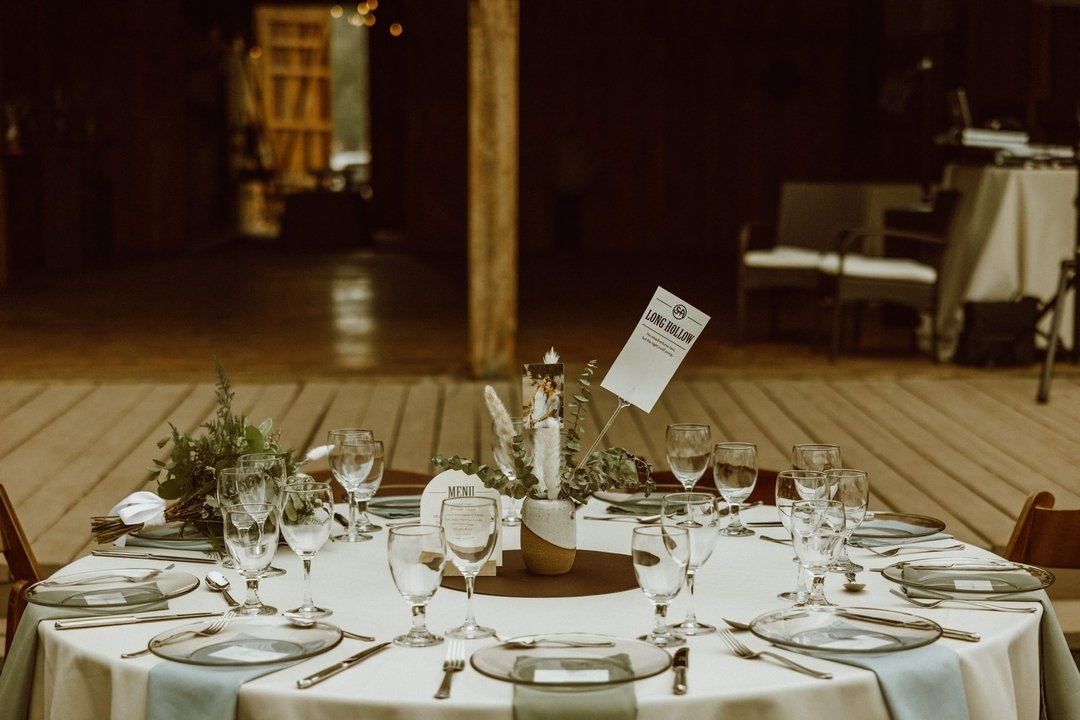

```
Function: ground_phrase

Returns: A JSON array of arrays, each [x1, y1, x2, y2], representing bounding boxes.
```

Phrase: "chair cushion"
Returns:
[[818, 253, 937, 284], [743, 246, 823, 269]]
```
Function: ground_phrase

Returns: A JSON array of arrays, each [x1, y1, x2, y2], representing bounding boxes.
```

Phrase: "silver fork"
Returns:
[[434, 639, 466, 699], [859, 543, 964, 557], [44, 564, 176, 587], [716, 629, 832, 679], [890, 588, 1037, 613], [121, 610, 236, 658]]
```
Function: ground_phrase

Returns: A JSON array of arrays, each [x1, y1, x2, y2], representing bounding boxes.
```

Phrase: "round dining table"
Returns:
[[19, 501, 1046, 720]]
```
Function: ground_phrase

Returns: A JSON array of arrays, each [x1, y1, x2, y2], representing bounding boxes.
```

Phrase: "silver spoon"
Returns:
[[204, 571, 240, 608], [283, 615, 376, 641], [843, 572, 866, 592]]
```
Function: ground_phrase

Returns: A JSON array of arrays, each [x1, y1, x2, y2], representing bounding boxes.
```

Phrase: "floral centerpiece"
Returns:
[[91, 362, 299, 545], [433, 353, 653, 574]]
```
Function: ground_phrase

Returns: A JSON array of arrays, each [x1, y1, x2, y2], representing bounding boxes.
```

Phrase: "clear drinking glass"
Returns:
[[491, 418, 532, 527], [712, 442, 757, 536], [666, 424, 712, 491], [222, 502, 279, 616], [775, 470, 829, 602], [388, 524, 447, 647], [661, 492, 718, 635], [631, 525, 690, 648], [790, 499, 846, 607], [237, 452, 288, 508], [217, 466, 275, 571], [440, 496, 499, 639], [327, 429, 378, 542], [825, 469, 870, 573], [280, 480, 335, 621], [792, 444, 842, 474]]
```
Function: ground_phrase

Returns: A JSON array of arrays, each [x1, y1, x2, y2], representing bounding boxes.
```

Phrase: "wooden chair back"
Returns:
[[1, 484, 43, 654], [1004, 491, 1080, 568]]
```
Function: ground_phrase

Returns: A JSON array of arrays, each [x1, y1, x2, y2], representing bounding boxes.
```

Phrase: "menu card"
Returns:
[[601, 286, 710, 412], [420, 469, 502, 576]]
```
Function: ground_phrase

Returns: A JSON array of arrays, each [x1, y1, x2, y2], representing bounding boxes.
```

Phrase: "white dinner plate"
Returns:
[[750, 606, 942, 653], [148, 616, 342, 666], [881, 557, 1054, 599], [24, 569, 200, 609], [470, 633, 671, 686]]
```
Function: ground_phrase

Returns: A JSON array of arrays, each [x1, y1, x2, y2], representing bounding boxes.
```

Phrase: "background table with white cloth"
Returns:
[[22, 502, 1045, 720], [936, 164, 1077, 359]]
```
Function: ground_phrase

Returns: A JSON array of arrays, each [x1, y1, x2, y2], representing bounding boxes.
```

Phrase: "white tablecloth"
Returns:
[[937, 164, 1077, 358], [24, 502, 1043, 720]]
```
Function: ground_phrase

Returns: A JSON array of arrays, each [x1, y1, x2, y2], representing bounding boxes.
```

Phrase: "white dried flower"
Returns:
[[543, 347, 560, 364]]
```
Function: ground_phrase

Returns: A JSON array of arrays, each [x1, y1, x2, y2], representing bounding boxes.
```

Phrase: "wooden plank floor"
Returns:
[[4, 372, 1080, 576]]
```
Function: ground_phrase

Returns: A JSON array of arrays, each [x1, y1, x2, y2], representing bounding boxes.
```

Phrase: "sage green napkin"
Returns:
[[0, 600, 167, 720], [147, 662, 285, 720], [813, 644, 969, 720], [512, 654, 637, 720]]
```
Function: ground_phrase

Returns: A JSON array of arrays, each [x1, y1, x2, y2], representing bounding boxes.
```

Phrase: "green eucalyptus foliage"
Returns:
[[147, 360, 299, 520], [432, 360, 653, 503]]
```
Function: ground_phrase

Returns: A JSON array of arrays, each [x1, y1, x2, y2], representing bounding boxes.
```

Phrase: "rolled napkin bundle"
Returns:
[[512, 654, 637, 720], [108, 492, 168, 547]]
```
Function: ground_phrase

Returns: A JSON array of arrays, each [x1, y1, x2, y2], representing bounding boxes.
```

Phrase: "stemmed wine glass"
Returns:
[[631, 525, 690, 648], [222, 502, 279, 616], [327, 429, 377, 542], [666, 424, 712, 491], [350, 439, 384, 533], [825, 469, 870, 573], [712, 442, 757, 536], [440, 496, 499, 640], [661, 492, 718, 636], [792, 444, 842, 475], [775, 470, 829, 602], [790, 499, 846, 607], [280, 479, 335, 621], [236, 454, 289, 576], [491, 417, 531, 527], [217, 466, 277, 571], [387, 524, 447, 647]]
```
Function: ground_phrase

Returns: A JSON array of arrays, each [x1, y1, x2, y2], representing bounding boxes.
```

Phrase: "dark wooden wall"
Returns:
[[1, 0, 1078, 278]]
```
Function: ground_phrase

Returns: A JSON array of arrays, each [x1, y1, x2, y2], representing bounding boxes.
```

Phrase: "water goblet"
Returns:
[[790, 499, 846, 607], [327, 429, 377, 542], [440, 496, 499, 640], [217, 466, 275, 571], [661, 492, 718, 635], [666, 424, 712, 491], [775, 470, 829, 602], [491, 417, 532, 527], [280, 480, 335, 621], [350, 439, 384, 533], [631, 525, 690, 648], [792, 444, 843, 475], [388, 524, 447, 647], [825, 469, 869, 574], [237, 452, 288, 508], [222, 502, 279, 616], [712, 442, 757, 536]]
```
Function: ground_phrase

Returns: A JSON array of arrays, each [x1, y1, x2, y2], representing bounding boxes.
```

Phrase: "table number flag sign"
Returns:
[[601, 287, 710, 413], [421, 469, 502, 576]]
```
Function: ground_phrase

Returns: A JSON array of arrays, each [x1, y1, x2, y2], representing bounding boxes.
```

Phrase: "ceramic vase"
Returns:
[[519, 497, 577, 575]]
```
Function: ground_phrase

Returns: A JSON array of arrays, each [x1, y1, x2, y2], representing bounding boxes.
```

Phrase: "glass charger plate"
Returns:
[[149, 617, 342, 666], [593, 491, 671, 515], [750, 606, 942, 653], [851, 512, 946, 540], [881, 557, 1054, 599], [129, 522, 212, 549], [471, 633, 671, 686], [368, 495, 421, 518], [25, 569, 200, 608]]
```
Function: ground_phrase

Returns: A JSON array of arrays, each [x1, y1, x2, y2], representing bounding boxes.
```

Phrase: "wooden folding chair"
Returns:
[[1, 484, 43, 654], [1004, 491, 1080, 568]]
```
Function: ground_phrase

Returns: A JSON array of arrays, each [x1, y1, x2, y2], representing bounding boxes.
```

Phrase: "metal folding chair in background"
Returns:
[[1036, 254, 1079, 404]]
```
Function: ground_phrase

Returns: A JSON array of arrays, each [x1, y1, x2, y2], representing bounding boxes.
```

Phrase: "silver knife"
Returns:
[[672, 647, 688, 695], [92, 549, 218, 564], [834, 610, 980, 642], [297, 641, 392, 689], [55, 611, 220, 629]]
